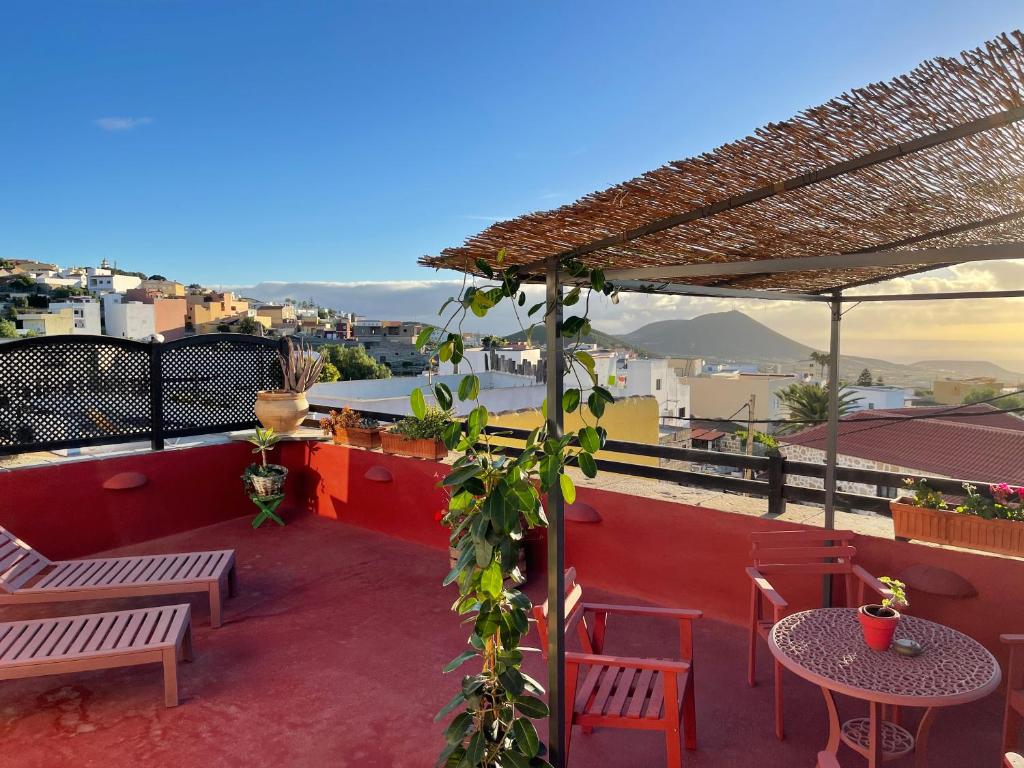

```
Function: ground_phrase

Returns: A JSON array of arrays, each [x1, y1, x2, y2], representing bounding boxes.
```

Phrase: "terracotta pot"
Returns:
[[858, 604, 900, 651], [332, 426, 381, 449], [255, 390, 308, 434], [380, 432, 447, 460], [890, 497, 1024, 557]]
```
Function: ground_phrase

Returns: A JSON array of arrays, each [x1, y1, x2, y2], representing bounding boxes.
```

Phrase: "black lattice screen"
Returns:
[[0, 337, 152, 453], [160, 336, 282, 437], [0, 334, 282, 455]]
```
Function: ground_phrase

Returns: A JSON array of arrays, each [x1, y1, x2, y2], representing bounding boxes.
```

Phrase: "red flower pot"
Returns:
[[858, 605, 900, 651]]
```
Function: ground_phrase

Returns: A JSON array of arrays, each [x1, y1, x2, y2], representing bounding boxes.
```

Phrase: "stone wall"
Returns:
[[779, 443, 951, 496]]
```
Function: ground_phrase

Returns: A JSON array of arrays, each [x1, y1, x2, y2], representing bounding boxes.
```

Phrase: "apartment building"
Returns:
[[186, 291, 249, 327], [102, 294, 156, 340], [18, 308, 74, 336], [86, 267, 142, 295], [49, 297, 101, 335]]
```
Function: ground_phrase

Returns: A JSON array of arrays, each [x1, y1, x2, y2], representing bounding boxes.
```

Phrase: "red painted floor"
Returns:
[[0, 514, 1005, 767]]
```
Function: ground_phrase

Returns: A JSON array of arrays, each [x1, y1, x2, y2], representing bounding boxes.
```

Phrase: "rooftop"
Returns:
[[778, 404, 1024, 482]]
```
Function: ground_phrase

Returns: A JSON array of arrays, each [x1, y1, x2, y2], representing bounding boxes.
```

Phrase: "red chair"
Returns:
[[747, 529, 892, 740], [816, 752, 841, 768], [533, 567, 702, 768], [1003, 634, 1024, 753]]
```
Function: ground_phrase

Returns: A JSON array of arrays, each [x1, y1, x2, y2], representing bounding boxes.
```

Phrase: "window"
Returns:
[[678, 407, 686, 418], [877, 485, 899, 499], [655, 378, 662, 391]]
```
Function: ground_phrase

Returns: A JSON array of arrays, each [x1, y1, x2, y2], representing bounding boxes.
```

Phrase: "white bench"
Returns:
[[0, 604, 193, 707]]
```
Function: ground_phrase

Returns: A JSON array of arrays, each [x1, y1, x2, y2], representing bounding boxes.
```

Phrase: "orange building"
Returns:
[[125, 288, 188, 340], [185, 292, 249, 328]]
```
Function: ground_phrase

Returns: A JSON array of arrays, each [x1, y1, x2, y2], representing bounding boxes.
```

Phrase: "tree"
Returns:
[[319, 362, 341, 383], [778, 382, 862, 432], [0, 319, 16, 338], [808, 351, 830, 379], [26, 294, 48, 309], [856, 368, 873, 386], [236, 316, 264, 336], [964, 386, 1024, 411], [148, 274, 168, 281], [481, 334, 506, 349], [875, 376, 885, 386], [320, 344, 391, 380], [216, 323, 232, 332]]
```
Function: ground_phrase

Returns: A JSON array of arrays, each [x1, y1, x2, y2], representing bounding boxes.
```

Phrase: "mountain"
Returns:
[[620, 310, 812, 362], [504, 327, 655, 356]]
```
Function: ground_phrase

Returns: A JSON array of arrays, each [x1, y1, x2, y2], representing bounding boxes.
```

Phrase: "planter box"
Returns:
[[380, 433, 448, 461], [332, 426, 381, 450], [891, 497, 1024, 557], [449, 547, 527, 587]]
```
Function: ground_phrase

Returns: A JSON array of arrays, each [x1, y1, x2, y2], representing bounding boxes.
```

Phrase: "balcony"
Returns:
[[0, 440, 1016, 767]]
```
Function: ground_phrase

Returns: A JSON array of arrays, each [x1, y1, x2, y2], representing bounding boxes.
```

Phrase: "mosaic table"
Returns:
[[769, 608, 1000, 767]]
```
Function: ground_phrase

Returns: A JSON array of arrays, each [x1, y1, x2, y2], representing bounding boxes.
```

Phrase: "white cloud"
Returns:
[[94, 116, 153, 132]]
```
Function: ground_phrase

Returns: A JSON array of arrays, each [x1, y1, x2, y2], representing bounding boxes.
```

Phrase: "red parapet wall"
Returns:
[[2, 440, 1022, 659], [0, 442, 259, 560]]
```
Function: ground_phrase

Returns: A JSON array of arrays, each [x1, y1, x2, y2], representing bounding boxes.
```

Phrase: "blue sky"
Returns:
[[1, 1, 1022, 287]]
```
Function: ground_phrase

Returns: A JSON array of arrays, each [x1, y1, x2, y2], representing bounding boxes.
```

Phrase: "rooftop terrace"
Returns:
[[0, 440, 1020, 767]]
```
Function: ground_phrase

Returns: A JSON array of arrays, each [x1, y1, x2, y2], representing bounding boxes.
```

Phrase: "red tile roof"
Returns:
[[778, 404, 1024, 484]]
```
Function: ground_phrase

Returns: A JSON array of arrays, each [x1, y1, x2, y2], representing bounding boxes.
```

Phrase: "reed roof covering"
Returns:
[[421, 32, 1024, 294]]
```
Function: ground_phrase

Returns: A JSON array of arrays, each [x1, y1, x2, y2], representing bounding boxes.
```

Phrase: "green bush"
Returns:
[[392, 406, 453, 440]]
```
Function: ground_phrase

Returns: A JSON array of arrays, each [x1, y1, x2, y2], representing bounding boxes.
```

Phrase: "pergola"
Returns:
[[422, 31, 1024, 767]]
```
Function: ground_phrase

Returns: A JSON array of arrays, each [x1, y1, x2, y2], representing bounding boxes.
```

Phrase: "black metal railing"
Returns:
[[0, 334, 283, 455]]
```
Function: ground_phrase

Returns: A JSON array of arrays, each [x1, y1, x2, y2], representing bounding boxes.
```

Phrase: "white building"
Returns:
[[49, 297, 101, 335], [841, 385, 910, 412], [87, 267, 142, 296], [102, 294, 156, 340], [611, 358, 690, 427]]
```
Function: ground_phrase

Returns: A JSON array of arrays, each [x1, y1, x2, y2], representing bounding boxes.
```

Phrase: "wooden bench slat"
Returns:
[[625, 668, 655, 719], [590, 665, 621, 716], [644, 672, 665, 719], [608, 666, 636, 717], [37, 619, 74, 658], [574, 664, 604, 712]]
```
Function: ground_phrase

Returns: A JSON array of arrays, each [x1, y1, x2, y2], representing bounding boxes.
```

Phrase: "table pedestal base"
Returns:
[[821, 689, 938, 768], [841, 717, 914, 762]]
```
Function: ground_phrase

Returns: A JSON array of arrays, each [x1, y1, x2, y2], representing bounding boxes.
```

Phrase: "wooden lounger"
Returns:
[[0, 604, 193, 707], [0, 527, 237, 627]]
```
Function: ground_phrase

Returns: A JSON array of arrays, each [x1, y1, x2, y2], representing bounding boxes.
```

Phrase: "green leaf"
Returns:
[[587, 391, 606, 418], [465, 730, 485, 765], [577, 451, 597, 478], [434, 690, 466, 721], [499, 667, 525, 696], [559, 473, 576, 504], [590, 268, 606, 292], [501, 751, 531, 768], [415, 326, 434, 350], [481, 560, 502, 597], [594, 386, 614, 404], [443, 650, 479, 674], [497, 248, 506, 263], [443, 545, 475, 586], [458, 374, 480, 402], [562, 287, 580, 306], [410, 388, 427, 419], [474, 258, 494, 279], [439, 341, 453, 363], [512, 718, 540, 758], [434, 383, 453, 410], [518, 292, 526, 306], [442, 463, 482, 487], [444, 712, 472, 746], [514, 695, 550, 719], [561, 389, 580, 413], [527, 302, 545, 317], [575, 350, 595, 372], [467, 405, 488, 438], [578, 426, 600, 454]]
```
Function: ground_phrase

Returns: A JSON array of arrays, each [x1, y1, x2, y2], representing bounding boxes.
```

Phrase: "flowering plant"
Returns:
[[319, 407, 379, 434], [902, 477, 947, 509], [956, 482, 1024, 521]]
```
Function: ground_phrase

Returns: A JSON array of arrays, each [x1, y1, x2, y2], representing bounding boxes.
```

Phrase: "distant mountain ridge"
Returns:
[[505, 309, 1024, 388]]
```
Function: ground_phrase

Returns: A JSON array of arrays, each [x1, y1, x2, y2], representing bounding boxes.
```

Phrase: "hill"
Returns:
[[504, 327, 656, 356], [619, 310, 812, 362]]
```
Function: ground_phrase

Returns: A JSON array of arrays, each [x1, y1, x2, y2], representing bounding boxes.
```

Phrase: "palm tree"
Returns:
[[777, 382, 861, 433], [808, 351, 831, 379]]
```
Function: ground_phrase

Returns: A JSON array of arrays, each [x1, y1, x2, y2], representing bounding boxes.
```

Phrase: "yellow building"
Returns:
[[932, 377, 1008, 405], [256, 305, 297, 325], [19, 308, 74, 336], [487, 395, 660, 466], [186, 292, 249, 327]]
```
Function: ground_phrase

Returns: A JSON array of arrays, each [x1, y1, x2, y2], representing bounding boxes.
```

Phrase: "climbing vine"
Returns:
[[414, 254, 617, 767]]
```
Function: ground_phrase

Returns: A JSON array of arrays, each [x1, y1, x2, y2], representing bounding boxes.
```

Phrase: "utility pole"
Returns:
[[743, 394, 756, 480]]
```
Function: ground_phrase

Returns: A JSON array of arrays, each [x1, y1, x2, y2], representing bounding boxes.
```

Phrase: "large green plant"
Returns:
[[777, 382, 861, 433], [416, 254, 615, 768]]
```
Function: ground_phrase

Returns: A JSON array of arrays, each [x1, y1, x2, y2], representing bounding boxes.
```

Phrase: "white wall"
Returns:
[[50, 299, 101, 335], [841, 386, 908, 412], [610, 358, 690, 426], [88, 273, 142, 295], [102, 294, 156, 339]]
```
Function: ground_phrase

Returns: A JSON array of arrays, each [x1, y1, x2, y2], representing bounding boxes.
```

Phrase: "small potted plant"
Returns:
[[380, 406, 453, 460], [255, 338, 324, 434], [319, 407, 382, 449], [858, 576, 907, 651], [242, 427, 288, 497]]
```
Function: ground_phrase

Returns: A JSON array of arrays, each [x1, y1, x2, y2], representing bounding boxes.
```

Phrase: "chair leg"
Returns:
[[227, 565, 238, 598], [748, 584, 759, 687], [209, 583, 223, 628], [1005, 700, 1023, 753], [163, 649, 179, 707], [665, 721, 682, 768], [682, 672, 697, 751], [774, 658, 785, 740]]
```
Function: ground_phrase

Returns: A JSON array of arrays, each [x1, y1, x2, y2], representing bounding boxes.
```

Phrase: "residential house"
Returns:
[[842, 385, 910, 412], [682, 372, 797, 433], [124, 288, 188, 340], [17, 308, 74, 336], [256, 304, 297, 326], [186, 291, 249, 328], [49, 297, 101, 335], [610, 357, 690, 428], [778, 404, 1024, 496], [102, 294, 156, 340], [86, 267, 142, 295], [933, 377, 1009, 405]]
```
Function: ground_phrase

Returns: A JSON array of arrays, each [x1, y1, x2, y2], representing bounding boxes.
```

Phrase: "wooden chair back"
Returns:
[[750, 529, 857, 577], [534, 567, 590, 657], [0, 526, 50, 594]]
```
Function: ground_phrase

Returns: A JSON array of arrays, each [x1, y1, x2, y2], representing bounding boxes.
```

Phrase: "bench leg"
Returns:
[[180, 626, 194, 663], [682, 672, 697, 751], [163, 648, 179, 707], [227, 565, 238, 598], [209, 583, 223, 628]]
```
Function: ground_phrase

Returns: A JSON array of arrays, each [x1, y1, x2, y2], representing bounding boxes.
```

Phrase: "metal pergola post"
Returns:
[[822, 290, 842, 607], [544, 257, 566, 768]]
